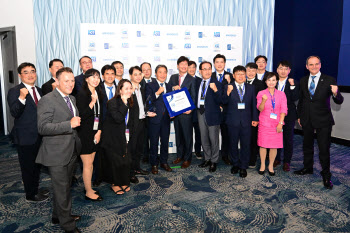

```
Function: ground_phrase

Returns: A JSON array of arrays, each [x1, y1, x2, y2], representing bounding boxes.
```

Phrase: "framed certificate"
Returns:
[[163, 87, 195, 117]]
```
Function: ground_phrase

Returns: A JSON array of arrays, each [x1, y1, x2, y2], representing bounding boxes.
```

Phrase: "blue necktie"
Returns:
[[160, 83, 164, 87], [219, 74, 223, 82], [107, 86, 113, 100], [147, 79, 150, 83], [309, 76, 316, 98]]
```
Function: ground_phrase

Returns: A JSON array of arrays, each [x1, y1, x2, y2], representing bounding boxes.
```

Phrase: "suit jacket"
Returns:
[[130, 84, 146, 131], [72, 73, 84, 96], [247, 77, 265, 97], [192, 76, 202, 123], [297, 73, 343, 128], [140, 77, 156, 90], [7, 83, 42, 145], [169, 73, 196, 108], [36, 89, 81, 166], [222, 83, 258, 127], [195, 77, 223, 126], [276, 78, 299, 122], [100, 81, 117, 122], [145, 79, 172, 125], [211, 70, 233, 86], [41, 78, 55, 96]]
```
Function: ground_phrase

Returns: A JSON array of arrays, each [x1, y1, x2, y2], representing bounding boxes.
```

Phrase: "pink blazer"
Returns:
[[257, 89, 288, 127]]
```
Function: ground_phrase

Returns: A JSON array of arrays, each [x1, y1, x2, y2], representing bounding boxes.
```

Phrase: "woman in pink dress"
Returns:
[[257, 72, 287, 176]]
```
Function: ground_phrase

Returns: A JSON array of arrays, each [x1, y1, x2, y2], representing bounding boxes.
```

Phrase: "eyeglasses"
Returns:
[[21, 71, 36, 75]]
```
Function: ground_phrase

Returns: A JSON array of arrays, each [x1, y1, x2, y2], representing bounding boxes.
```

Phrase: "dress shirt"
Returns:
[[155, 80, 166, 98], [179, 73, 187, 86], [246, 77, 255, 84], [18, 82, 41, 105], [197, 78, 211, 108], [235, 82, 245, 100], [56, 88, 77, 116], [278, 77, 296, 91], [308, 71, 321, 90], [257, 72, 265, 80], [104, 83, 115, 99], [144, 77, 152, 83], [216, 71, 224, 82], [134, 84, 145, 119]]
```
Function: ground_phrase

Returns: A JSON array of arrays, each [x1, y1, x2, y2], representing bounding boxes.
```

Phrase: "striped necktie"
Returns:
[[309, 76, 316, 98]]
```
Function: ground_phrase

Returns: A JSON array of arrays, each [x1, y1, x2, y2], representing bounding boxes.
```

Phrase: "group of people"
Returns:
[[7, 54, 343, 233]]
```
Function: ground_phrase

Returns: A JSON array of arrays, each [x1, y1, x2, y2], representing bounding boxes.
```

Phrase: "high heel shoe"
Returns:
[[258, 170, 265, 175], [85, 194, 103, 201], [268, 170, 275, 176]]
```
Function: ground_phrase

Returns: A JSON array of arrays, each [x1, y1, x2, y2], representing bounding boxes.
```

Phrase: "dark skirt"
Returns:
[[79, 129, 99, 154]]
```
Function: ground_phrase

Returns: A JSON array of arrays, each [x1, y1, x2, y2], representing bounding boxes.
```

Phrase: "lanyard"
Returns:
[[236, 84, 245, 102], [201, 80, 210, 98], [278, 81, 286, 92], [261, 72, 266, 80], [93, 94, 100, 117], [269, 91, 276, 112]]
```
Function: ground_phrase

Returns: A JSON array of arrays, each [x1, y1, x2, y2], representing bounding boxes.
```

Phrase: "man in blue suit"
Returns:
[[145, 65, 172, 174], [169, 56, 196, 169], [196, 61, 223, 172], [223, 66, 259, 177], [72, 56, 93, 96], [7, 63, 48, 202]]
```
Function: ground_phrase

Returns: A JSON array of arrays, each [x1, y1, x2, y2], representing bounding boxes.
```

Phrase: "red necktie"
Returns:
[[179, 75, 182, 86], [31, 87, 38, 105]]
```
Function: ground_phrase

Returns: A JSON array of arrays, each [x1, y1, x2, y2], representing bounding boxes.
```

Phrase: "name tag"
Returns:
[[93, 117, 99, 130], [200, 99, 205, 105], [238, 103, 245, 109], [270, 113, 277, 120], [125, 129, 130, 142]]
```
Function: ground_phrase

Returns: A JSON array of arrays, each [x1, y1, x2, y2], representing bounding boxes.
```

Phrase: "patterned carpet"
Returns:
[[0, 134, 350, 233]]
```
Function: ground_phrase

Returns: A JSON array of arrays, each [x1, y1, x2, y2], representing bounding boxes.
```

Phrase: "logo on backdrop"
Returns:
[[166, 32, 178, 36], [154, 56, 161, 62], [198, 57, 203, 63], [153, 31, 160, 36], [214, 32, 220, 37], [168, 44, 173, 50], [227, 44, 231, 50], [88, 42, 96, 51], [91, 56, 96, 62], [226, 34, 237, 37], [184, 30, 191, 39], [197, 45, 208, 49], [184, 43, 191, 49], [121, 29, 128, 39], [88, 30, 95, 35], [137, 31, 141, 37], [214, 43, 220, 52], [104, 43, 109, 49], [153, 43, 160, 51], [198, 32, 203, 38], [122, 43, 129, 48]]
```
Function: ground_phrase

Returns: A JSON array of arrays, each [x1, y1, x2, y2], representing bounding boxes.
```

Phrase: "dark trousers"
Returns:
[[143, 118, 151, 159], [277, 120, 295, 163], [228, 124, 251, 169], [130, 119, 145, 174], [220, 123, 229, 159], [149, 116, 170, 166], [17, 138, 42, 199], [193, 121, 202, 153], [174, 115, 193, 162], [302, 123, 332, 178], [249, 125, 259, 165], [48, 153, 77, 232]]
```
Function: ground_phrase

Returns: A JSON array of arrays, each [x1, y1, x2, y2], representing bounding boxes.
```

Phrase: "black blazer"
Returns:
[[211, 70, 233, 86], [72, 73, 84, 96], [100, 81, 117, 122], [169, 73, 196, 104], [192, 76, 202, 123], [130, 85, 146, 131], [297, 73, 343, 128], [41, 78, 55, 96], [247, 78, 265, 97], [276, 78, 299, 122], [7, 83, 42, 145], [140, 77, 156, 90]]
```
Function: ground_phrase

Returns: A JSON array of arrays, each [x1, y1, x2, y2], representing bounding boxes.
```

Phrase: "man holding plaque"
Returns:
[[196, 61, 223, 172], [145, 65, 172, 174], [169, 56, 196, 169]]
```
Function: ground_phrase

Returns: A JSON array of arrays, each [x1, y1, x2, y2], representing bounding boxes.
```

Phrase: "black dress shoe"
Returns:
[[231, 166, 239, 174], [198, 160, 211, 168], [151, 165, 158, 174], [142, 156, 149, 164], [65, 227, 81, 233], [85, 195, 103, 201], [209, 163, 217, 172], [52, 215, 81, 224], [26, 193, 49, 203], [294, 168, 313, 175], [323, 178, 333, 189], [135, 169, 150, 175], [130, 176, 139, 184], [239, 169, 247, 178], [222, 157, 232, 165], [195, 152, 203, 159]]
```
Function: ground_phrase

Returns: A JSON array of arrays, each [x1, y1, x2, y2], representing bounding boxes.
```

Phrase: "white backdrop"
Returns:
[[80, 23, 243, 153]]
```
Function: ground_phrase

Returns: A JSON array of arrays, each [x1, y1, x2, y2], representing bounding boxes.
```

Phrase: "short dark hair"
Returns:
[[111, 61, 124, 67], [17, 62, 36, 74], [306, 56, 321, 65], [177, 56, 189, 65], [263, 72, 279, 82], [199, 61, 212, 70], [101, 65, 116, 75], [129, 66, 142, 75], [49, 59, 64, 68], [140, 62, 152, 70], [277, 60, 291, 69], [56, 67, 73, 80], [245, 62, 258, 69], [188, 60, 197, 68], [155, 64, 168, 73], [254, 55, 268, 63], [232, 65, 246, 73], [79, 56, 92, 64], [84, 68, 100, 79], [213, 54, 226, 63]]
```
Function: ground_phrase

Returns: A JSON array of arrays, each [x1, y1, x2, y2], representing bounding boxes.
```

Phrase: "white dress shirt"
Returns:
[[308, 71, 321, 89], [134, 84, 145, 119], [18, 82, 41, 105], [156, 80, 166, 98]]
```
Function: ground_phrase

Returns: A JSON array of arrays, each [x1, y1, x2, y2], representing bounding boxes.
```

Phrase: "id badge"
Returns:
[[93, 117, 99, 130], [270, 113, 277, 120], [125, 129, 130, 142], [200, 99, 205, 105], [238, 103, 245, 109]]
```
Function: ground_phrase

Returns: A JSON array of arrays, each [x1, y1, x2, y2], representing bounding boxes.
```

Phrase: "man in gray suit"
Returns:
[[36, 67, 82, 233]]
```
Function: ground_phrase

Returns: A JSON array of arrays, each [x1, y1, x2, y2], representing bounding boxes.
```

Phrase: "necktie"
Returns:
[[107, 86, 113, 100], [219, 74, 223, 82], [309, 76, 316, 98], [31, 87, 38, 105], [199, 81, 206, 114], [201, 81, 207, 98], [160, 83, 164, 87], [178, 75, 182, 86], [239, 85, 243, 101], [64, 96, 74, 116], [147, 79, 150, 83], [247, 80, 251, 84]]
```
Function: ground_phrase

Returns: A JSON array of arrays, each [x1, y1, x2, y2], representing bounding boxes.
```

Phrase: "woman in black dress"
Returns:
[[76, 68, 103, 201], [100, 79, 135, 195]]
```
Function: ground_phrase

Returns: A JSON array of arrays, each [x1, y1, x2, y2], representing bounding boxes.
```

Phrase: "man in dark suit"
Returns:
[[169, 56, 196, 169], [223, 65, 259, 177], [295, 56, 344, 189], [245, 63, 265, 168], [7, 62, 48, 202], [129, 66, 149, 183], [72, 56, 93, 96], [112, 60, 124, 85], [37, 67, 82, 233], [140, 62, 156, 164], [188, 60, 202, 159], [145, 65, 172, 174], [274, 61, 299, 172], [211, 54, 234, 165], [254, 55, 269, 81], [196, 61, 223, 172], [42, 59, 64, 95]]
